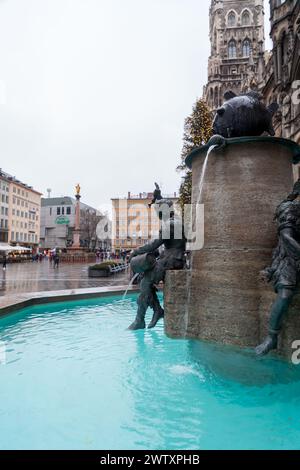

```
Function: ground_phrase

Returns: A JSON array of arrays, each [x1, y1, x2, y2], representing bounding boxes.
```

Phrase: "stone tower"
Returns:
[[204, 0, 265, 110]]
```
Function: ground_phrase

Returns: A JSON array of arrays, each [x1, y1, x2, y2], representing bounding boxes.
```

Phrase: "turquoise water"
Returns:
[[0, 294, 300, 450]]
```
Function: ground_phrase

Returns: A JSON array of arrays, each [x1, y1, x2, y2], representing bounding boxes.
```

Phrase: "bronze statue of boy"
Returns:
[[128, 185, 186, 331], [256, 179, 300, 355]]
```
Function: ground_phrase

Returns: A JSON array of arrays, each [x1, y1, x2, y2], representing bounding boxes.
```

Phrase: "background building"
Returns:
[[204, 1, 300, 147], [0, 169, 42, 248], [111, 191, 178, 253], [204, 0, 265, 110], [40, 196, 101, 250], [261, 0, 300, 145]]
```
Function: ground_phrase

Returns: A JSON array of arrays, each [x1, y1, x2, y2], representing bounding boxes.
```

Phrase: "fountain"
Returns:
[[123, 273, 139, 300], [164, 91, 300, 359]]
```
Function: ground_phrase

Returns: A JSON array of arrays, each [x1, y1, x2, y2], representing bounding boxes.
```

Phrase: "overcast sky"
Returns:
[[0, 0, 271, 211]]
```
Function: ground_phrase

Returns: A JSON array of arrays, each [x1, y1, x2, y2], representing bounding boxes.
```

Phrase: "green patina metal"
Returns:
[[185, 136, 300, 169]]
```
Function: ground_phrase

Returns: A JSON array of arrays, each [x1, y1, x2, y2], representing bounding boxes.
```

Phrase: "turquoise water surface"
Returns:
[[0, 294, 300, 450]]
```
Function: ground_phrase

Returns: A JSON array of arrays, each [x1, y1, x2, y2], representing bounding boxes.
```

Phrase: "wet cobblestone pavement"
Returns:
[[0, 261, 130, 298]]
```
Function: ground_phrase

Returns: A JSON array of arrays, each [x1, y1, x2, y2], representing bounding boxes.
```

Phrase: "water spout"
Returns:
[[197, 144, 217, 206], [184, 144, 217, 337], [123, 273, 139, 300]]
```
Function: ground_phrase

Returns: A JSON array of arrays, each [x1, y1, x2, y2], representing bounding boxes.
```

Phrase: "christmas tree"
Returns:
[[178, 99, 213, 210]]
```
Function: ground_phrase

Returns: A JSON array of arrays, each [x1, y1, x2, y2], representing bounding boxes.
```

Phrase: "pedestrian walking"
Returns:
[[54, 250, 60, 269], [2, 254, 7, 271]]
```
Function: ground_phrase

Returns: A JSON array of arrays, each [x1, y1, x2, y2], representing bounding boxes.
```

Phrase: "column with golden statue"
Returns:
[[72, 183, 81, 249]]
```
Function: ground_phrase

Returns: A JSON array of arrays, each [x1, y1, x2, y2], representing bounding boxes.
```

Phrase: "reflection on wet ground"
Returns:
[[0, 261, 130, 298]]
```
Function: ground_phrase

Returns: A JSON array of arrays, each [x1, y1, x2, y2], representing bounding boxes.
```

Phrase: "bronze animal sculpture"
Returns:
[[213, 91, 279, 138]]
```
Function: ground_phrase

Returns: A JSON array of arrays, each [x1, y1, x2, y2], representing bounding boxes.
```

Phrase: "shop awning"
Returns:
[[0, 244, 32, 252]]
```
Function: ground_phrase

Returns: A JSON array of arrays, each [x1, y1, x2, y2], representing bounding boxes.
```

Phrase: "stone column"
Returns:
[[72, 194, 81, 249], [277, 40, 282, 82], [164, 137, 300, 357], [273, 44, 278, 83]]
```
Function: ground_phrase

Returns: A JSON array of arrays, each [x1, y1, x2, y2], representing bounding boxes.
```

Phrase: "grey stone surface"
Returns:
[[0, 285, 138, 317], [164, 138, 300, 359], [0, 260, 130, 300], [164, 270, 300, 359]]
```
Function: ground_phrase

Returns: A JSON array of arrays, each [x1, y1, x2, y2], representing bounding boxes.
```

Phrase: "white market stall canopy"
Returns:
[[0, 244, 32, 252]]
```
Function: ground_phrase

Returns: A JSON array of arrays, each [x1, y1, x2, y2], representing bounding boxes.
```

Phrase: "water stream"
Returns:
[[183, 144, 217, 336], [123, 273, 139, 300]]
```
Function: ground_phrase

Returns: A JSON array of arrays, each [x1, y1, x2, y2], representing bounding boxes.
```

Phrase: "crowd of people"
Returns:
[[95, 249, 129, 264], [1, 248, 131, 271]]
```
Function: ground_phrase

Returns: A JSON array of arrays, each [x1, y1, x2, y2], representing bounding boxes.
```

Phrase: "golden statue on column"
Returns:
[[75, 183, 81, 196]]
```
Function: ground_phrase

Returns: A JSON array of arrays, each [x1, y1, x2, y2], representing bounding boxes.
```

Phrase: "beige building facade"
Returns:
[[0, 169, 42, 248], [112, 191, 178, 252]]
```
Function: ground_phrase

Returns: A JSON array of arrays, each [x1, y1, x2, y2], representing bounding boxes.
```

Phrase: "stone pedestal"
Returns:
[[164, 137, 300, 359]]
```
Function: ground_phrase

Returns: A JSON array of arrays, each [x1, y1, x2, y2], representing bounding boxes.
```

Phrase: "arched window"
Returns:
[[228, 40, 237, 59], [242, 11, 251, 26], [243, 39, 251, 56], [228, 12, 236, 27]]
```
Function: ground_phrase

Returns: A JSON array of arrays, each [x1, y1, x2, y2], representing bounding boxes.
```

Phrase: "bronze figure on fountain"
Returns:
[[256, 179, 300, 356], [128, 184, 186, 331]]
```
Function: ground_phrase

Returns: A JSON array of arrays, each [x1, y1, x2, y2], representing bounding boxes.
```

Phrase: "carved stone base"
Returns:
[[164, 270, 300, 359]]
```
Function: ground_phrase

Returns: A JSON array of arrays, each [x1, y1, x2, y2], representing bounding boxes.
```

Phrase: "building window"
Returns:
[[11, 232, 14, 241], [228, 40, 237, 58], [242, 11, 251, 26], [50, 207, 52, 216], [62, 207, 65, 215], [67, 207, 71, 215], [57, 207, 61, 215], [228, 12, 236, 27], [243, 39, 251, 57]]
